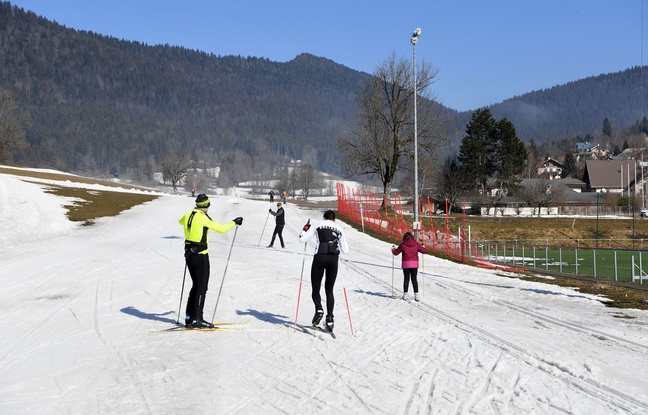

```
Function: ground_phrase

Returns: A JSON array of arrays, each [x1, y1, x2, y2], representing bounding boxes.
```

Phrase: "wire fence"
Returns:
[[474, 241, 647, 284], [335, 183, 647, 284]]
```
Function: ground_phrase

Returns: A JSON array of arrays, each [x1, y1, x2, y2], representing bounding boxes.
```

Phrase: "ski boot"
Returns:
[[191, 319, 214, 329], [325, 315, 334, 333], [312, 309, 324, 326]]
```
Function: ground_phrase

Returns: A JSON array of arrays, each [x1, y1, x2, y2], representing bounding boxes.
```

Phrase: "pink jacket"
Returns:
[[392, 238, 427, 269]]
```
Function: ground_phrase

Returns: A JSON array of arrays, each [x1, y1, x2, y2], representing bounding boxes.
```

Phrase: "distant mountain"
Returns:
[[485, 67, 648, 142], [0, 2, 367, 179], [1, 1, 647, 182]]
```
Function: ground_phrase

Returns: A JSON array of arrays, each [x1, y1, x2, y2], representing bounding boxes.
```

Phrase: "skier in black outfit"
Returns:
[[267, 202, 285, 248], [299, 210, 349, 333]]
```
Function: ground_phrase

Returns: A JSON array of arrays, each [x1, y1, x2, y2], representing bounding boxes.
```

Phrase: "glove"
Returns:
[[233, 217, 243, 226], [302, 220, 311, 232], [268, 209, 272, 213]]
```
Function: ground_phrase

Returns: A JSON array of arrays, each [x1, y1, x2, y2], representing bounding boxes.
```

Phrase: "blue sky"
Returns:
[[9, 0, 648, 112]]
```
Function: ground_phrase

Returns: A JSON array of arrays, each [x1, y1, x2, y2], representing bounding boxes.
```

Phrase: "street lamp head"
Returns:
[[410, 27, 421, 44]]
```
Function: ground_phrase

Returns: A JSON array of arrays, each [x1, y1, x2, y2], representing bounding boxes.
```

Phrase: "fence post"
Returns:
[[575, 248, 579, 275], [593, 249, 597, 278], [533, 246, 536, 268], [614, 249, 618, 281], [545, 245, 548, 270], [522, 245, 525, 267], [640, 251, 643, 284], [559, 248, 562, 273]]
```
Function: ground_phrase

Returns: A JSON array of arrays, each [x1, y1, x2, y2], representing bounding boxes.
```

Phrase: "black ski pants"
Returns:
[[403, 268, 419, 293], [269, 225, 285, 247], [185, 252, 210, 322], [310, 254, 339, 319]]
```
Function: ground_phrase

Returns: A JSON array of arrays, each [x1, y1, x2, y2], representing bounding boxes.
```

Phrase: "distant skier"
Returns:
[[269, 190, 275, 203], [267, 202, 285, 248], [391, 232, 427, 301], [299, 210, 349, 333], [179, 194, 243, 328], [282, 190, 287, 204], [191, 186, 196, 197]]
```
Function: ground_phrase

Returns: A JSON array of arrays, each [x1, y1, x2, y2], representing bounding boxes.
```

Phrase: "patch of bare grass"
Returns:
[[2, 167, 158, 225], [40, 184, 157, 225]]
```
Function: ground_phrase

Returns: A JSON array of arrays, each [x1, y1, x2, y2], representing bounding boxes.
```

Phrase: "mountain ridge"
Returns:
[[1, 1, 646, 182]]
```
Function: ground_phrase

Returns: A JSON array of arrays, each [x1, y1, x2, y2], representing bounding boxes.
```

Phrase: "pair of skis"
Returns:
[[155, 319, 250, 332], [297, 323, 336, 339]]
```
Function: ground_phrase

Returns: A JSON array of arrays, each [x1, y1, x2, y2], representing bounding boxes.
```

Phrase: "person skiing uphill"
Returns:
[[267, 202, 285, 248], [179, 194, 243, 328], [299, 210, 349, 333], [391, 232, 427, 301]]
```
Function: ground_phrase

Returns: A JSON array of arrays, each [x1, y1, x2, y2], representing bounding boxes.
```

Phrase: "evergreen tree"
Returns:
[[458, 108, 526, 194], [602, 117, 612, 138], [561, 152, 576, 178], [640, 116, 648, 135], [458, 108, 498, 194], [495, 117, 527, 190]]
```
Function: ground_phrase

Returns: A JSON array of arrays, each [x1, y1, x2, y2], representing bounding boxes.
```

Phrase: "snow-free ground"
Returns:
[[1, 170, 648, 414]]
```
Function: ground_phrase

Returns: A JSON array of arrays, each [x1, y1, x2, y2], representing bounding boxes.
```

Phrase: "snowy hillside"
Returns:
[[1, 170, 648, 414]]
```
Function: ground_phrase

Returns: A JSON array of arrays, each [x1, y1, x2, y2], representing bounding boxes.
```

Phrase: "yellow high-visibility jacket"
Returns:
[[179, 209, 235, 254]]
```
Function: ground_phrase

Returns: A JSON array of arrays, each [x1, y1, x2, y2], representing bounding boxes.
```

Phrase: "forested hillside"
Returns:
[[2, 0, 648, 184], [488, 67, 648, 142], [0, 2, 368, 182]]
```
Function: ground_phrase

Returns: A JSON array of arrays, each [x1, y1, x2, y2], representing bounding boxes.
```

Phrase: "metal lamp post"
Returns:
[[411, 27, 421, 237]]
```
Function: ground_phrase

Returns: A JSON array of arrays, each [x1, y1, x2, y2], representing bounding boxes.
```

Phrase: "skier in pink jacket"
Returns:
[[391, 232, 427, 301]]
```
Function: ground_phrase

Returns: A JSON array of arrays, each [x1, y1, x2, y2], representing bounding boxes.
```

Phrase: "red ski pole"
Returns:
[[343, 287, 354, 337], [293, 243, 307, 327], [293, 220, 310, 330], [340, 263, 354, 336]]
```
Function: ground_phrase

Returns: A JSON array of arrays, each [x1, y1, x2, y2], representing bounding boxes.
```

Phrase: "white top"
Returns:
[[299, 219, 349, 255]]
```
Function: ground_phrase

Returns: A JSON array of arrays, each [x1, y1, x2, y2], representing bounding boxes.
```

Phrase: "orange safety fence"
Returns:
[[336, 183, 524, 270]]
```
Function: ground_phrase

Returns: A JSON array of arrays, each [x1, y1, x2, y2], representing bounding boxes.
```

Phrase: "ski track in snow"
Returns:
[[1, 176, 648, 414]]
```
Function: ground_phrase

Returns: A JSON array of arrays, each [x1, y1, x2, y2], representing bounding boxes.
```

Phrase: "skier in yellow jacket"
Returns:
[[179, 194, 243, 328]]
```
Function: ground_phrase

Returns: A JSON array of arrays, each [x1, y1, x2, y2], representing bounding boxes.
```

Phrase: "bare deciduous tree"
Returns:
[[338, 53, 450, 209], [432, 154, 473, 211], [0, 89, 29, 164], [517, 179, 566, 216], [160, 152, 192, 192], [298, 163, 318, 200]]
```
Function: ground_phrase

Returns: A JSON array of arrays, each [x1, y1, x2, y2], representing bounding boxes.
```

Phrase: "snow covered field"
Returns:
[[1, 170, 648, 414]]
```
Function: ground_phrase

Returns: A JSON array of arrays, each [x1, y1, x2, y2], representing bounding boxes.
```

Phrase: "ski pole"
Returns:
[[258, 209, 270, 247], [391, 246, 395, 298], [420, 241, 425, 297], [211, 225, 239, 322], [293, 240, 309, 330], [176, 263, 188, 324], [343, 287, 354, 336], [340, 264, 354, 336]]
